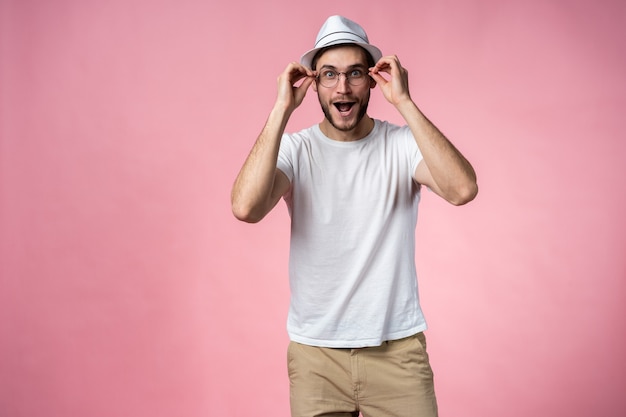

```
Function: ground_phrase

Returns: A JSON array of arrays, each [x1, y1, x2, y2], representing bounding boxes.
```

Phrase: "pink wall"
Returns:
[[1, 0, 624, 416]]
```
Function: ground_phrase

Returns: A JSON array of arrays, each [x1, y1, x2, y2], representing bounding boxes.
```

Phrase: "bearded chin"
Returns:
[[320, 91, 370, 132]]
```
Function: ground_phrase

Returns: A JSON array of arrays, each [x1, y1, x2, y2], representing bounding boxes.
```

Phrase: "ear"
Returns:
[[312, 79, 318, 93], [369, 77, 377, 89]]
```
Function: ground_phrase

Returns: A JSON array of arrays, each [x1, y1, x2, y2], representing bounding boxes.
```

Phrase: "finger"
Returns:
[[292, 72, 317, 89], [281, 63, 305, 85], [290, 62, 315, 76], [372, 62, 392, 75], [369, 72, 389, 89], [296, 74, 315, 90], [374, 55, 402, 72], [293, 76, 315, 104]]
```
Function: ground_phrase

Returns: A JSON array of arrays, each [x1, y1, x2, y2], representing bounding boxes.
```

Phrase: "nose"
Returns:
[[335, 73, 351, 92]]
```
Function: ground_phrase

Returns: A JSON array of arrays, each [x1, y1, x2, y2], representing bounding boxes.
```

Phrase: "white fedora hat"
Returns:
[[300, 15, 382, 69]]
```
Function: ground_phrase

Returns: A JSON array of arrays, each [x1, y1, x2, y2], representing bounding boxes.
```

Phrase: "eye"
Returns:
[[322, 70, 337, 79], [349, 69, 364, 78]]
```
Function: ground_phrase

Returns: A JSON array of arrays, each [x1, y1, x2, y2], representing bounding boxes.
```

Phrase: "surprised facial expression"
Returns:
[[313, 45, 375, 135]]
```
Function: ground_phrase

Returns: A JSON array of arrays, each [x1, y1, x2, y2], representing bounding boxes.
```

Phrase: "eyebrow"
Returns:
[[319, 64, 368, 71]]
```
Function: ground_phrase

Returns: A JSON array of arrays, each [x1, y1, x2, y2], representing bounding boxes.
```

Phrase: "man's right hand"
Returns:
[[275, 62, 316, 114]]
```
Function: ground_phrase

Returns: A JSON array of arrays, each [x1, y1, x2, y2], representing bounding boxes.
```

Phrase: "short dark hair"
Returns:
[[311, 44, 375, 71]]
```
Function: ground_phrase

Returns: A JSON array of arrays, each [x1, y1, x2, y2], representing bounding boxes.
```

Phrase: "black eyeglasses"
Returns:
[[316, 68, 368, 88]]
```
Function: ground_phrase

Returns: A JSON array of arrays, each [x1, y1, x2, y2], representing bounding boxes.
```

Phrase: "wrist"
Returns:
[[272, 99, 295, 118], [394, 96, 418, 113]]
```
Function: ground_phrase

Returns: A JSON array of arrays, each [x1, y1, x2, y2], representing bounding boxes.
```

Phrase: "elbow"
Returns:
[[448, 182, 479, 206], [231, 186, 275, 223], [232, 205, 261, 223], [231, 200, 265, 223]]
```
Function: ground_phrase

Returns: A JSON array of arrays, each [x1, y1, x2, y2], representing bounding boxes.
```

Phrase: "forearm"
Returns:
[[397, 99, 478, 205], [231, 103, 292, 222]]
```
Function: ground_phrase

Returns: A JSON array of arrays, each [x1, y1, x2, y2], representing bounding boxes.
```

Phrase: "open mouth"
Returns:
[[334, 102, 355, 114]]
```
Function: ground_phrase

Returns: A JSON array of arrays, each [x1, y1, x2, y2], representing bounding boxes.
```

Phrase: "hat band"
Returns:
[[315, 30, 368, 48]]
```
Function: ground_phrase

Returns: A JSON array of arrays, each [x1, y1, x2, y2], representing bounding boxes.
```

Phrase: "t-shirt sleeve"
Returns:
[[401, 125, 424, 176], [276, 134, 294, 182]]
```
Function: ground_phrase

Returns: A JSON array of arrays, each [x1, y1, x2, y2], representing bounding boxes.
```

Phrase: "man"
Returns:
[[231, 15, 477, 417]]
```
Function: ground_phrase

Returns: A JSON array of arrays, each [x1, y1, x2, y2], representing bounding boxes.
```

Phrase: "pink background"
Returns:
[[1, 0, 624, 416]]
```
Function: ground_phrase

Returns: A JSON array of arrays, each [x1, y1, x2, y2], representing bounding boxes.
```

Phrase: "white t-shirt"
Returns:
[[276, 119, 427, 348]]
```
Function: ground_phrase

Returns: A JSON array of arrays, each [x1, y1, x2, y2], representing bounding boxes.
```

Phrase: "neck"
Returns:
[[319, 116, 375, 142]]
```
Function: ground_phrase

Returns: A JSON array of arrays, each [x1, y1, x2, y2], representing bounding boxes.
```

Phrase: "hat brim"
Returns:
[[300, 41, 383, 69]]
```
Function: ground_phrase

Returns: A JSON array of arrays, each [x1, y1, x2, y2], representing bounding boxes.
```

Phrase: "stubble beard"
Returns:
[[320, 90, 370, 132]]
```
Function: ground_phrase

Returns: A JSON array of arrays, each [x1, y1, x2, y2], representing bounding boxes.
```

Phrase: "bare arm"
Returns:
[[369, 56, 478, 205], [231, 62, 316, 222]]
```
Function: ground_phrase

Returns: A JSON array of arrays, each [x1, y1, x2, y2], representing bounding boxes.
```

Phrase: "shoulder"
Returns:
[[372, 119, 410, 138], [372, 119, 415, 147], [281, 125, 319, 149]]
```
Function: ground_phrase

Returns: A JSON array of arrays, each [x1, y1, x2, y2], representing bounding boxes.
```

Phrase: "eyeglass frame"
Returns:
[[315, 66, 371, 88]]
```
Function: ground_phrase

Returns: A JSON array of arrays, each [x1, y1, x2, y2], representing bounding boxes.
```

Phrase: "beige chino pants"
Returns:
[[287, 332, 438, 417]]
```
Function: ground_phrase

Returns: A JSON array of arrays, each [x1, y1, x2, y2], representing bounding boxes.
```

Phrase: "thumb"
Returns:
[[293, 76, 314, 106]]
